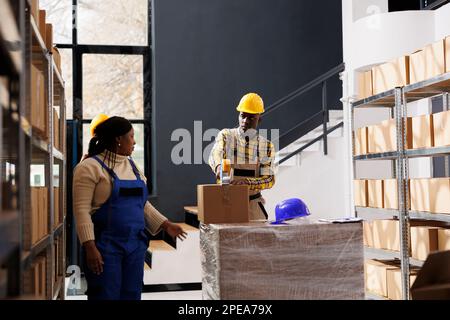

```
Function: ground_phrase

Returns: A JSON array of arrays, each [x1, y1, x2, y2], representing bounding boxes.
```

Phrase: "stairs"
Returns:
[[276, 110, 344, 166], [143, 222, 201, 286]]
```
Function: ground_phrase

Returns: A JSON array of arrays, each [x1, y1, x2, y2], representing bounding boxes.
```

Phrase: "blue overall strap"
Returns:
[[92, 156, 118, 179], [128, 158, 142, 181]]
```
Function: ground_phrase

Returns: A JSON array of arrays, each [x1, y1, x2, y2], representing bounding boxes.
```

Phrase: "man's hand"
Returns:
[[84, 240, 104, 275], [161, 221, 188, 242]]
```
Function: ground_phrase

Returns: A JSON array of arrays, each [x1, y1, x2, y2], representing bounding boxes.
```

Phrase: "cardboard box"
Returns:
[[31, 0, 40, 20], [363, 221, 374, 247], [424, 40, 446, 78], [197, 185, 249, 224], [433, 110, 450, 147], [412, 114, 434, 149], [368, 118, 412, 153], [354, 127, 368, 156], [357, 70, 373, 99], [438, 229, 450, 251], [427, 178, 450, 214], [411, 250, 450, 300], [410, 178, 450, 213], [372, 220, 399, 251], [410, 178, 428, 212], [384, 179, 398, 210], [354, 179, 368, 207], [372, 56, 410, 95], [411, 226, 439, 261], [31, 188, 39, 245], [38, 10, 46, 35], [365, 259, 400, 297], [368, 179, 384, 209], [45, 24, 53, 51], [411, 39, 446, 83], [31, 64, 48, 139], [410, 50, 426, 83], [52, 47, 61, 75], [386, 267, 419, 300]]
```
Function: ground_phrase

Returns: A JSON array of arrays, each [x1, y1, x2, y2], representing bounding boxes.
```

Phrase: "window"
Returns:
[[82, 54, 144, 119], [78, 0, 148, 46], [39, 0, 73, 44]]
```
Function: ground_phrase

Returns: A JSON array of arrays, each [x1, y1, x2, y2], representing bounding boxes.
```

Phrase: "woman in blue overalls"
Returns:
[[74, 116, 186, 300]]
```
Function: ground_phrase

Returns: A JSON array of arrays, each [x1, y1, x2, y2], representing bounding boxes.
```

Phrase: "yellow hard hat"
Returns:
[[236, 93, 265, 114], [90, 113, 109, 137]]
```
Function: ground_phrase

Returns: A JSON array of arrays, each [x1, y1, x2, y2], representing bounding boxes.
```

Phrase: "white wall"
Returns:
[[265, 136, 347, 220]]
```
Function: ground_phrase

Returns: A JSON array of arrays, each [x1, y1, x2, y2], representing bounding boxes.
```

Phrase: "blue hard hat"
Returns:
[[272, 198, 310, 224]]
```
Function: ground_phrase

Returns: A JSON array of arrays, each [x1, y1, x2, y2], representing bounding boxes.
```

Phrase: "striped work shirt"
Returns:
[[208, 128, 276, 191]]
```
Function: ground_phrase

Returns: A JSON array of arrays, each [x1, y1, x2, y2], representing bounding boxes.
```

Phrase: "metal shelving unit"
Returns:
[[1, 0, 66, 300], [351, 71, 450, 300]]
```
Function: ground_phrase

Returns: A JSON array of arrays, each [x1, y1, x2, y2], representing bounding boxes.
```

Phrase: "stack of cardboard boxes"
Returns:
[[357, 36, 450, 100], [363, 219, 450, 261], [30, 64, 48, 139], [365, 259, 420, 300], [31, 187, 48, 245], [355, 177, 450, 214]]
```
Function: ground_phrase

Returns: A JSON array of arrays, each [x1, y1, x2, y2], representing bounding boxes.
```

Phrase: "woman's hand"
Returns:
[[84, 240, 104, 275], [162, 221, 187, 242]]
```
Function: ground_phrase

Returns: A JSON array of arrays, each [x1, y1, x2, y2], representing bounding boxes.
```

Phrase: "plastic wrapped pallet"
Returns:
[[200, 219, 364, 300]]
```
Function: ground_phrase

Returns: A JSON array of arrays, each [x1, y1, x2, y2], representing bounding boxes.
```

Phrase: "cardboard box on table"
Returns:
[[200, 220, 364, 300], [197, 185, 249, 224]]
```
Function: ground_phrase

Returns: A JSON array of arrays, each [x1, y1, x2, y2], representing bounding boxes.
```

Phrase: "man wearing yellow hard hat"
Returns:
[[208, 93, 276, 220]]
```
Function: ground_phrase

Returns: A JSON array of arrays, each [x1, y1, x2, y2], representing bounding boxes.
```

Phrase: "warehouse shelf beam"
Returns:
[[353, 72, 450, 109], [356, 206, 450, 223], [21, 234, 52, 269], [355, 145, 450, 161], [364, 247, 424, 268]]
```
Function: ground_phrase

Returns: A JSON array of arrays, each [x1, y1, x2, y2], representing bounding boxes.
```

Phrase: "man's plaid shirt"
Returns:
[[208, 128, 276, 191]]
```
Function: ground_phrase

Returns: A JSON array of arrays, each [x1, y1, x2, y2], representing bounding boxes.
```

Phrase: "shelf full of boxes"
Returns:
[[352, 35, 450, 300], [0, 0, 66, 300]]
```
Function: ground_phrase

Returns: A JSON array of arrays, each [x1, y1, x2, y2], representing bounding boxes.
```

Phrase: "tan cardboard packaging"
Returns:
[[197, 185, 249, 224]]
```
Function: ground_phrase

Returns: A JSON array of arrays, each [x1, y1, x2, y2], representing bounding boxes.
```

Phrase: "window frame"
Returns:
[[59, 0, 152, 267]]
